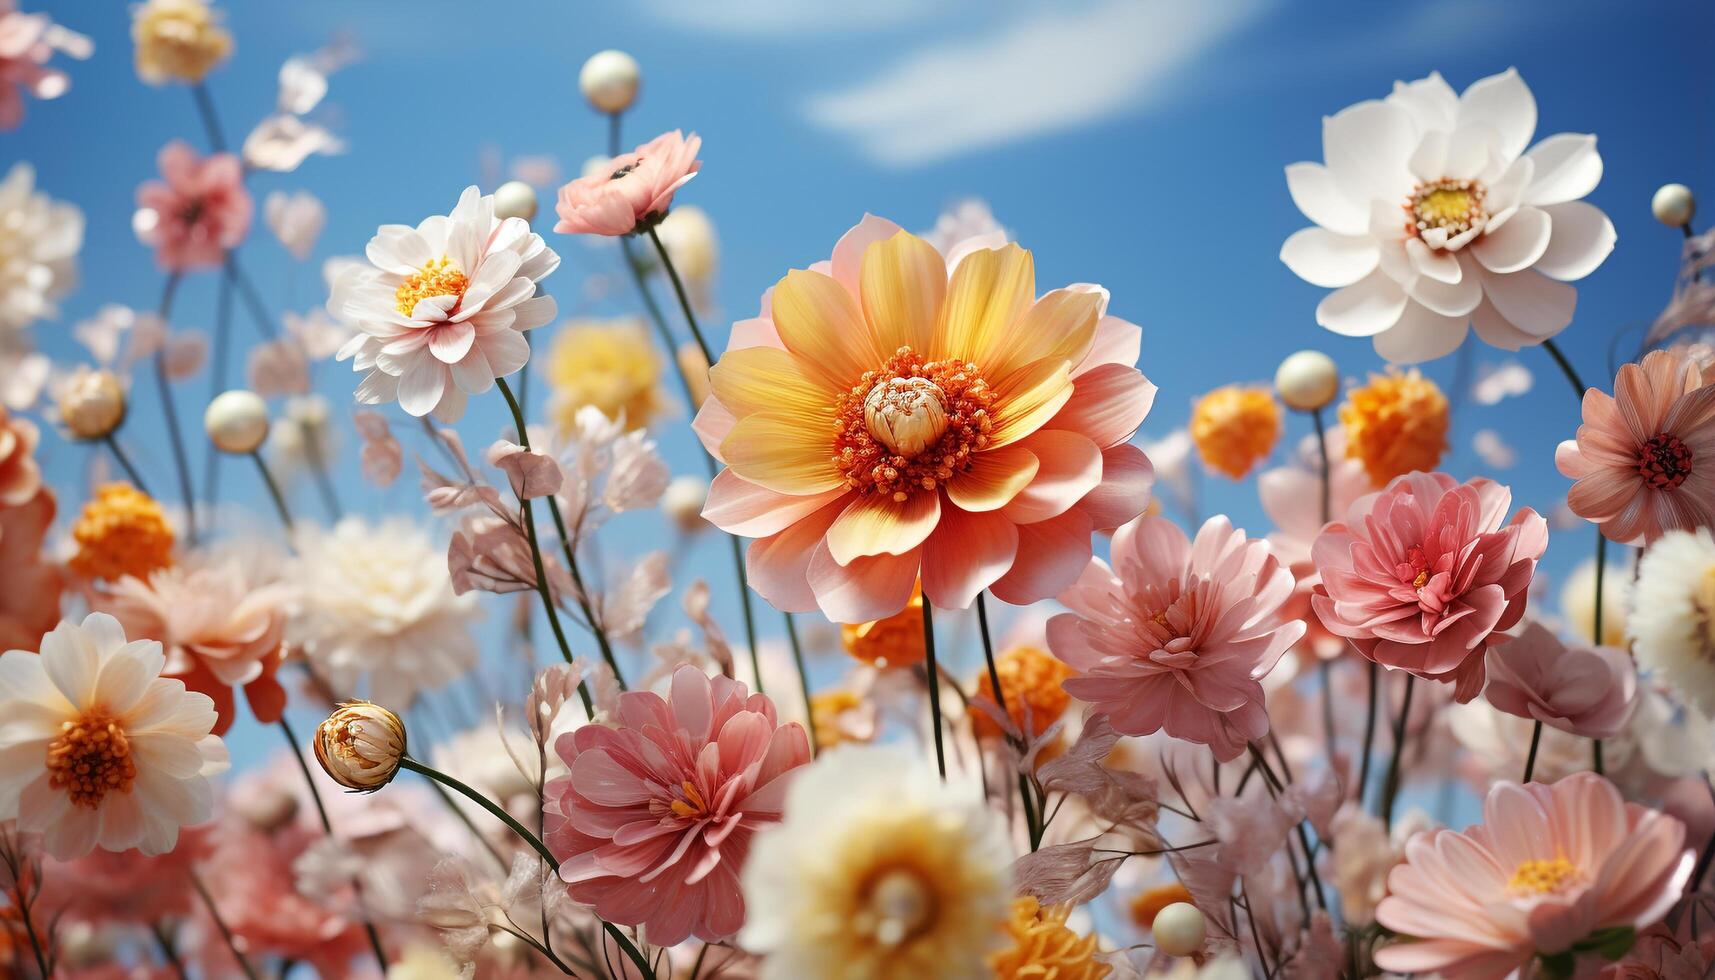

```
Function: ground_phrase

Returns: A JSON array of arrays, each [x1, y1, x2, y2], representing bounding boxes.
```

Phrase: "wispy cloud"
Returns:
[[639, 0, 940, 38], [800, 0, 1274, 167]]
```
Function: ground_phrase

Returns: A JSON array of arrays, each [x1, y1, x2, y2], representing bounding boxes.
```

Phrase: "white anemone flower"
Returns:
[[330, 186, 559, 421], [1282, 68, 1615, 363]]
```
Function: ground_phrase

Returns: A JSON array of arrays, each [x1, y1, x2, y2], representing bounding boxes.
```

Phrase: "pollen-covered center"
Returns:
[[857, 866, 937, 948], [394, 255, 470, 318], [834, 347, 995, 502], [1507, 857, 1582, 896], [651, 779, 712, 821], [1637, 433, 1693, 490], [1405, 178, 1487, 247], [47, 708, 137, 809]]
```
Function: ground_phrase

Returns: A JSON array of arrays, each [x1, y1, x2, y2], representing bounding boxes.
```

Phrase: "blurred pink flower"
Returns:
[[1311, 471, 1546, 702], [1556, 349, 1715, 546], [1375, 773, 1692, 978], [133, 140, 252, 271], [1484, 620, 1636, 739], [0, 0, 90, 131], [0, 486, 59, 651], [1259, 426, 1373, 661], [1602, 923, 1715, 979], [543, 664, 810, 946], [554, 130, 702, 236], [1048, 514, 1304, 761], [0, 404, 41, 505], [39, 826, 208, 926], [352, 409, 401, 486]]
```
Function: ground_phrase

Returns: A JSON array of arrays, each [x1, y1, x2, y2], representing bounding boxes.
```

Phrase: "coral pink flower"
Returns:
[[0, 486, 59, 652], [0, 404, 41, 505], [1556, 349, 1715, 546], [1375, 773, 1693, 978], [133, 140, 251, 271], [0, 0, 89, 131], [543, 664, 810, 946], [1484, 620, 1637, 739], [696, 215, 1156, 623], [1311, 471, 1546, 701], [1259, 426, 1373, 661], [1048, 514, 1304, 761], [39, 827, 208, 926], [554, 130, 702, 236]]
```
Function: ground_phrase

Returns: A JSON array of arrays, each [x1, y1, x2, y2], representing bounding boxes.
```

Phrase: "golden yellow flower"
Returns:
[[544, 318, 668, 432], [1190, 384, 1281, 479], [989, 896, 1111, 980], [1129, 882, 1194, 929], [810, 689, 876, 749], [132, 0, 233, 85], [69, 484, 174, 583], [1339, 367, 1449, 487], [972, 645, 1073, 740], [841, 585, 926, 668]]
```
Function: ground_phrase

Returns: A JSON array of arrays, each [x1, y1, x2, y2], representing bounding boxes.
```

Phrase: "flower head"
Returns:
[[314, 701, 405, 792], [329, 186, 560, 421], [0, 162, 81, 334], [543, 317, 667, 432], [131, 0, 231, 85], [0, 485, 59, 652], [0, 612, 229, 859], [0, 404, 40, 505], [1190, 384, 1281, 479], [989, 896, 1110, 979], [55, 366, 126, 440], [553, 130, 701, 236], [1556, 349, 1715, 545], [0, 1, 90, 130], [543, 665, 810, 946], [133, 141, 251, 272], [1630, 528, 1715, 716], [1484, 621, 1636, 739], [69, 483, 175, 583], [1338, 367, 1449, 486], [971, 644, 1073, 740], [1049, 514, 1304, 761], [698, 215, 1155, 623], [809, 688, 876, 749], [1375, 773, 1692, 977], [840, 584, 926, 668], [1283, 69, 1616, 362], [1561, 557, 1630, 650]]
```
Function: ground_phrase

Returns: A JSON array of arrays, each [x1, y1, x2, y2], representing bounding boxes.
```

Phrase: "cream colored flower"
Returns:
[[1631, 528, 1715, 715], [0, 162, 81, 336], [131, 0, 232, 85], [1559, 557, 1629, 648], [314, 701, 405, 792]]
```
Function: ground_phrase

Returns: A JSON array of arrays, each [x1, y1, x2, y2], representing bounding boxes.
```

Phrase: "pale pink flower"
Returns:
[[543, 664, 811, 946], [0, 0, 89, 131], [38, 827, 209, 926], [1484, 620, 1636, 739], [553, 130, 701, 237], [133, 140, 252, 271], [1259, 426, 1373, 661], [1556, 349, 1715, 546], [1311, 471, 1547, 701], [1375, 773, 1693, 978], [1048, 514, 1304, 761]]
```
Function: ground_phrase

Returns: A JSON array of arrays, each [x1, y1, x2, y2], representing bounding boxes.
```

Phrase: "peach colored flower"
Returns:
[[1048, 514, 1304, 761], [1484, 620, 1636, 739], [1556, 349, 1715, 546], [0, 404, 40, 506], [543, 665, 811, 946], [554, 130, 702, 236], [1311, 471, 1546, 701], [0, 486, 59, 652], [697, 215, 1156, 622], [133, 140, 251, 271], [0, 0, 89, 131], [1259, 427, 1372, 661], [1375, 773, 1692, 978]]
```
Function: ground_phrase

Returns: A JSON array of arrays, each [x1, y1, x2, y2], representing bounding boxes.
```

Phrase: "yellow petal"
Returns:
[[985, 288, 1102, 390], [944, 443, 1039, 513], [935, 243, 1034, 366], [770, 269, 886, 391], [721, 412, 844, 494], [709, 346, 836, 420], [861, 231, 946, 357], [825, 491, 941, 564], [988, 360, 1074, 448]]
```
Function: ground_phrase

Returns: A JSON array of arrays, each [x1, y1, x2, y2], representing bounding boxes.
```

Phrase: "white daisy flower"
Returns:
[[1631, 527, 1715, 714]]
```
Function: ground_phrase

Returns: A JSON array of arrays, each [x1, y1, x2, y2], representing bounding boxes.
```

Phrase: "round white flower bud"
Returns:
[[579, 50, 640, 115], [204, 389, 270, 454], [1652, 183, 1696, 228], [1274, 349, 1340, 412], [493, 180, 538, 223], [314, 701, 406, 793], [1152, 901, 1207, 957], [58, 367, 127, 440], [664, 475, 709, 533]]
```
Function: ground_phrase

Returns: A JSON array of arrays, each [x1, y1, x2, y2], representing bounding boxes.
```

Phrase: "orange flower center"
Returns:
[[1637, 433, 1693, 490], [834, 347, 995, 502], [1405, 178, 1487, 247], [651, 779, 711, 821], [47, 709, 137, 809], [1507, 856, 1581, 896], [395, 256, 469, 318]]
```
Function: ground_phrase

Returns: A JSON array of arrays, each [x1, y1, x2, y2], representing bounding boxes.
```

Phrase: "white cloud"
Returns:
[[639, 0, 938, 37], [1472, 360, 1534, 405], [1473, 429, 1518, 469], [801, 0, 1273, 167]]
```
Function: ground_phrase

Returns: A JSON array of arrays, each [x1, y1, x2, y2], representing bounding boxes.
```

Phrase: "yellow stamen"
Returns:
[[395, 256, 470, 318], [668, 780, 707, 819], [47, 709, 137, 809], [1508, 857, 1579, 895]]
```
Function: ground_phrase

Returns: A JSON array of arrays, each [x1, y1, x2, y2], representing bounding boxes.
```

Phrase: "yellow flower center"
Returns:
[[858, 867, 937, 948], [1406, 178, 1488, 247], [47, 709, 137, 809], [1508, 857, 1581, 896], [834, 347, 995, 502], [394, 256, 470, 318], [651, 780, 711, 821]]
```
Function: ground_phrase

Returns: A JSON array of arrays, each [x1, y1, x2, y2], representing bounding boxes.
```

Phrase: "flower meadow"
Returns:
[[4, 5, 1715, 979]]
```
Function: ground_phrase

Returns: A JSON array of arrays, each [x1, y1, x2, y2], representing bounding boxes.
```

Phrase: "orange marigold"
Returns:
[[1339, 367, 1449, 486], [840, 586, 925, 668], [1190, 384, 1281, 479], [973, 645, 1073, 740], [69, 483, 175, 582], [1129, 882, 1194, 929], [989, 896, 1110, 980], [810, 689, 876, 749]]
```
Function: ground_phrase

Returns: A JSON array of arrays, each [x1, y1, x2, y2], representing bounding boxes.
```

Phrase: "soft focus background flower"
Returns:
[[0, 0, 89, 130], [543, 316, 668, 433], [132, 140, 251, 271], [0, 162, 81, 335], [1189, 384, 1280, 479], [131, 0, 231, 85], [1338, 367, 1449, 486], [1631, 528, 1715, 716]]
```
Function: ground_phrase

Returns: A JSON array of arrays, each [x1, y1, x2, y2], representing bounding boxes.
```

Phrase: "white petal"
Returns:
[[1442, 124, 1497, 181], [365, 227, 431, 276], [1406, 237, 1461, 284], [1373, 302, 1468, 364], [1315, 269, 1407, 338], [1285, 162, 1368, 235], [1486, 156, 1535, 215], [1522, 134, 1602, 206], [1324, 100, 1417, 206], [1472, 206, 1552, 275], [396, 355, 447, 417], [1481, 268, 1576, 339], [1534, 202, 1616, 282], [479, 328, 531, 378], [1456, 67, 1537, 162], [1280, 228, 1378, 287], [512, 294, 557, 331], [1470, 296, 1538, 351], [1406, 254, 1483, 316], [1388, 72, 1458, 132]]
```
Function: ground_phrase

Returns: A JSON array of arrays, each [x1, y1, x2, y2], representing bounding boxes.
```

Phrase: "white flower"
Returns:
[[0, 612, 229, 859], [1631, 528, 1715, 714], [286, 518, 481, 707], [1559, 556, 1630, 649], [0, 162, 82, 335], [243, 114, 344, 173], [739, 744, 1014, 980], [264, 189, 325, 260], [330, 186, 559, 421], [1282, 68, 1615, 363]]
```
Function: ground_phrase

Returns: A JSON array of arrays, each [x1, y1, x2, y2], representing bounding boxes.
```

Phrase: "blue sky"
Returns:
[[13, 0, 1714, 767]]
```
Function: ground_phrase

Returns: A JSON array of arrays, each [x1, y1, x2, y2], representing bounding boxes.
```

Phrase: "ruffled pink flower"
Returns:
[[0, 0, 89, 131], [1484, 620, 1637, 739], [543, 664, 810, 946], [1375, 773, 1693, 978], [1048, 514, 1304, 761], [1259, 426, 1374, 661], [1556, 349, 1715, 546], [553, 130, 702, 236], [133, 140, 252, 271], [1311, 471, 1547, 701]]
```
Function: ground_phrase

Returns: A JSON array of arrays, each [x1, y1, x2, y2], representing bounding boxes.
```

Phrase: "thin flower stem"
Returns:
[[301, 425, 345, 520], [785, 611, 817, 755], [19, 898, 50, 980], [1540, 337, 1587, 399], [540, 495, 627, 690], [226, 255, 281, 340], [1379, 674, 1415, 830], [191, 82, 227, 151], [103, 435, 151, 494], [252, 452, 294, 533], [1310, 405, 1331, 524], [199, 265, 234, 521], [153, 272, 199, 545], [1246, 744, 1329, 913], [1591, 528, 1608, 773], [152, 923, 190, 980], [1356, 659, 1379, 808], [645, 225, 713, 366], [1522, 719, 1544, 783], [492, 923, 582, 977], [189, 869, 262, 980], [921, 600, 947, 779], [977, 593, 1043, 849]]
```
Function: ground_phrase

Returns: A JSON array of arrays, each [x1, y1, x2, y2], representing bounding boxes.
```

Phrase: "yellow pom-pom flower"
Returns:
[[69, 483, 175, 583], [1339, 367, 1449, 487], [544, 318, 668, 433], [841, 586, 926, 669], [972, 645, 1073, 740], [1190, 384, 1281, 479], [132, 0, 233, 85], [989, 896, 1111, 980]]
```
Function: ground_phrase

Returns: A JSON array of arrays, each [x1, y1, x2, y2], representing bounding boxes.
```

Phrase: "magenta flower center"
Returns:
[[1636, 433, 1693, 490]]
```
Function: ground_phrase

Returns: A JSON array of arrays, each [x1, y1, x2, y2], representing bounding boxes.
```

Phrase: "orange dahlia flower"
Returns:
[[697, 215, 1156, 623]]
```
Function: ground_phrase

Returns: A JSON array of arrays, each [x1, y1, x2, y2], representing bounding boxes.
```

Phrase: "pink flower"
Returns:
[[1259, 426, 1374, 661], [1556, 349, 1715, 546], [0, 486, 61, 652], [1375, 773, 1693, 978], [543, 664, 810, 946], [39, 828, 208, 926], [553, 130, 702, 237], [1484, 620, 1637, 739], [0, 0, 89, 131], [133, 140, 252, 271], [1311, 471, 1547, 702], [1048, 514, 1304, 761]]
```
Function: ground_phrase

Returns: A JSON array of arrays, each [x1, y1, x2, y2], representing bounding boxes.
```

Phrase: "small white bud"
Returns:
[[1274, 349, 1339, 412], [493, 180, 538, 223], [204, 389, 270, 454], [579, 50, 640, 115], [1151, 901, 1207, 957], [664, 475, 709, 533], [1652, 183, 1696, 228]]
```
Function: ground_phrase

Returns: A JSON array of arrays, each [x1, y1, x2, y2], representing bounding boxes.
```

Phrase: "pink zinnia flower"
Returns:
[[1556, 349, 1715, 546], [543, 664, 810, 946], [1048, 514, 1304, 761], [0, 0, 89, 131], [553, 130, 701, 237], [133, 140, 251, 271], [1311, 471, 1547, 701], [1484, 620, 1636, 739], [1375, 773, 1692, 978]]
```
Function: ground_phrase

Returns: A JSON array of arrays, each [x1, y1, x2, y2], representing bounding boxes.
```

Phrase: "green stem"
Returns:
[[644, 225, 713, 365], [785, 612, 817, 755], [153, 272, 198, 545], [921, 600, 947, 779], [1540, 337, 1587, 399], [1356, 659, 1379, 808], [152, 924, 190, 980], [541, 493, 626, 690], [191, 81, 227, 151], [1379, 673, 1415, 831], [199, 263, 234, 519], [976, 593, 1042, 849], [104, 434, 151, 495]]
